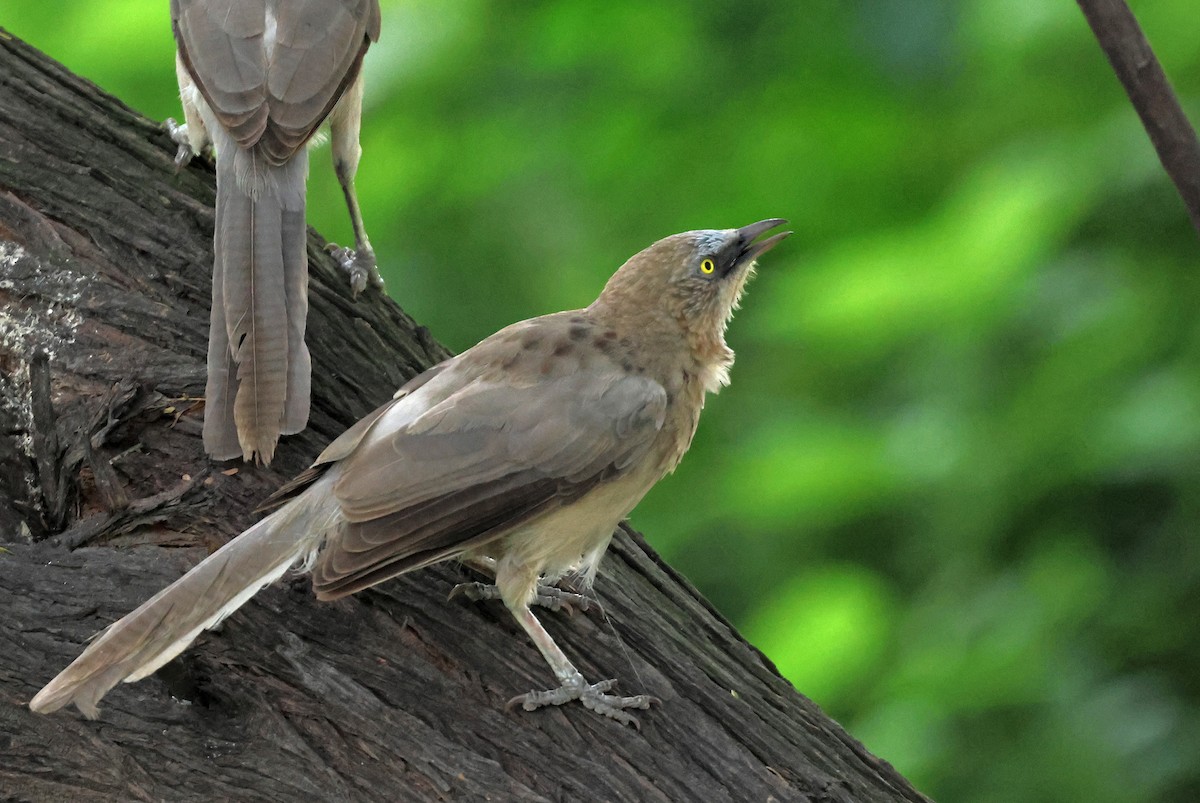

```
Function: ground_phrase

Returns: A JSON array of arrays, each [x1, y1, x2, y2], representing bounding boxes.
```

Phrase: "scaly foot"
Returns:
[[507, 674, 658, 729], [326, 243, 385, 297], [449, 581, 604, 618], [164, 118, 206, 171]]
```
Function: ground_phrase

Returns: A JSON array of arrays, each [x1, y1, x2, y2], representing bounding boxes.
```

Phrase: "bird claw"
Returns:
[[448, 581, 493, 603], [507, 675, 658, 728], [326, 243, 384, 297], [449, 581, 604, 618], [532, 585, 605, 617], [164, 118, 205, 172], [450, 581, 646, 724]]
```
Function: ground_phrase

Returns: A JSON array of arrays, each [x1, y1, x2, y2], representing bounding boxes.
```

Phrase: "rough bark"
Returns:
[[1077, 0, 1200, 236], [0, 31, 927, 803]]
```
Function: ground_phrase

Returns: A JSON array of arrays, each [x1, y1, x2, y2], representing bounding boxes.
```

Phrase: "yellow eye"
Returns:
[[700, 258, 715, 274]]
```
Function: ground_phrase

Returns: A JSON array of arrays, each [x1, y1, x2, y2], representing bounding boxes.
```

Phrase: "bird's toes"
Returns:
[[164, 119, 196, 171], [448, 581, 500, 603], [326, 244, 383, 297], [507, 675, 655, 728], [531, 586, 604, 618]]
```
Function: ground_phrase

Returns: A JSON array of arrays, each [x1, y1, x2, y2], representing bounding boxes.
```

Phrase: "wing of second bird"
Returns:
[[170, 0, 381, 159]]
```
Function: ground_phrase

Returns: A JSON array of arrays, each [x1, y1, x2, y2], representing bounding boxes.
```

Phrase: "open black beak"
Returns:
[[735, 218, 791, 265]]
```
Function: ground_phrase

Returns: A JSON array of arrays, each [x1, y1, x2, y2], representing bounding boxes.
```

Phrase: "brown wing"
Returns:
[[256, 362, 449, 513], [312, 365, 668, 598], [171, 0, 381, 162]]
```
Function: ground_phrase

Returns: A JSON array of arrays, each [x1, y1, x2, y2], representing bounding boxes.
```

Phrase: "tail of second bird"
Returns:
[[204, 135, 312, 464], [29, 480, 336, 718]]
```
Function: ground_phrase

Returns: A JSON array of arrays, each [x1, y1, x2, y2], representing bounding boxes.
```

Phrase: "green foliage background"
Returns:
[[7, 2, 1199, 799]]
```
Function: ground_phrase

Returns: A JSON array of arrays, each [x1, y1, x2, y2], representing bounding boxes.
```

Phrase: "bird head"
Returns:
[[594, 219, 790, 346]]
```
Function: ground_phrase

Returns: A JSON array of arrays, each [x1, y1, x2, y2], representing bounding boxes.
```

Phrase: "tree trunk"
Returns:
[[0, 31, 927, 803]]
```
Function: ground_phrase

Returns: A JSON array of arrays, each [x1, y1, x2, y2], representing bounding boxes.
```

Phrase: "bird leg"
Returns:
[[167, 56, 213, 172], [505, 604, 656, 728], [325, 174, 382, 296], [451, 558, 651, 724], [164, 118, 209, 171], [451, 556, 604, 616], [326, 74, 384, 297]]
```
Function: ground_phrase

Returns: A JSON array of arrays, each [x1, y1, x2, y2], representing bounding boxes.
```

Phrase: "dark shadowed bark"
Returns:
[[0, 31, 927, 803]]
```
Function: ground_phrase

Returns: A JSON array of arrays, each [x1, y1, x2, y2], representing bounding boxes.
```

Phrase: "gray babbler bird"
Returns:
[[29, 220, 790, 724], [169, 0, 383, 465]]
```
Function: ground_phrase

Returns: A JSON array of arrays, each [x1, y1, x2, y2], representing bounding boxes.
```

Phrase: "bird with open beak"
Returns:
[[30, 220, 790, 725]]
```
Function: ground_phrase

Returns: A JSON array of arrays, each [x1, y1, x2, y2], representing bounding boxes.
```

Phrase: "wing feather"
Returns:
[[171, 0, 381, 161], [313, 353, 667, 598]]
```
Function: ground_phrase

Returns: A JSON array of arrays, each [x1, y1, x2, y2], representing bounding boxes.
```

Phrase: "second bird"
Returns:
[[170, 0, 383, 464]]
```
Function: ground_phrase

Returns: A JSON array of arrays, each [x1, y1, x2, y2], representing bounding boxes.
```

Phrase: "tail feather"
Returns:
[[223, 152, 288, 462], [203, 183, 242, 459], [29, 482, 334, 718], [204, 137, 310, 464], [281, 201, 311, 435]]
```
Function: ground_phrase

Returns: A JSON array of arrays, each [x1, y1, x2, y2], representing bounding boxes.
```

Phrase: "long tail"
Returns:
[[203, 135, 311, 464], [29, 480, 335, 718]]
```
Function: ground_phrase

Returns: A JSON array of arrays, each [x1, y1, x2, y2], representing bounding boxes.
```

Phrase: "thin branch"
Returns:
[[1077, 0, 1200, 236]]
